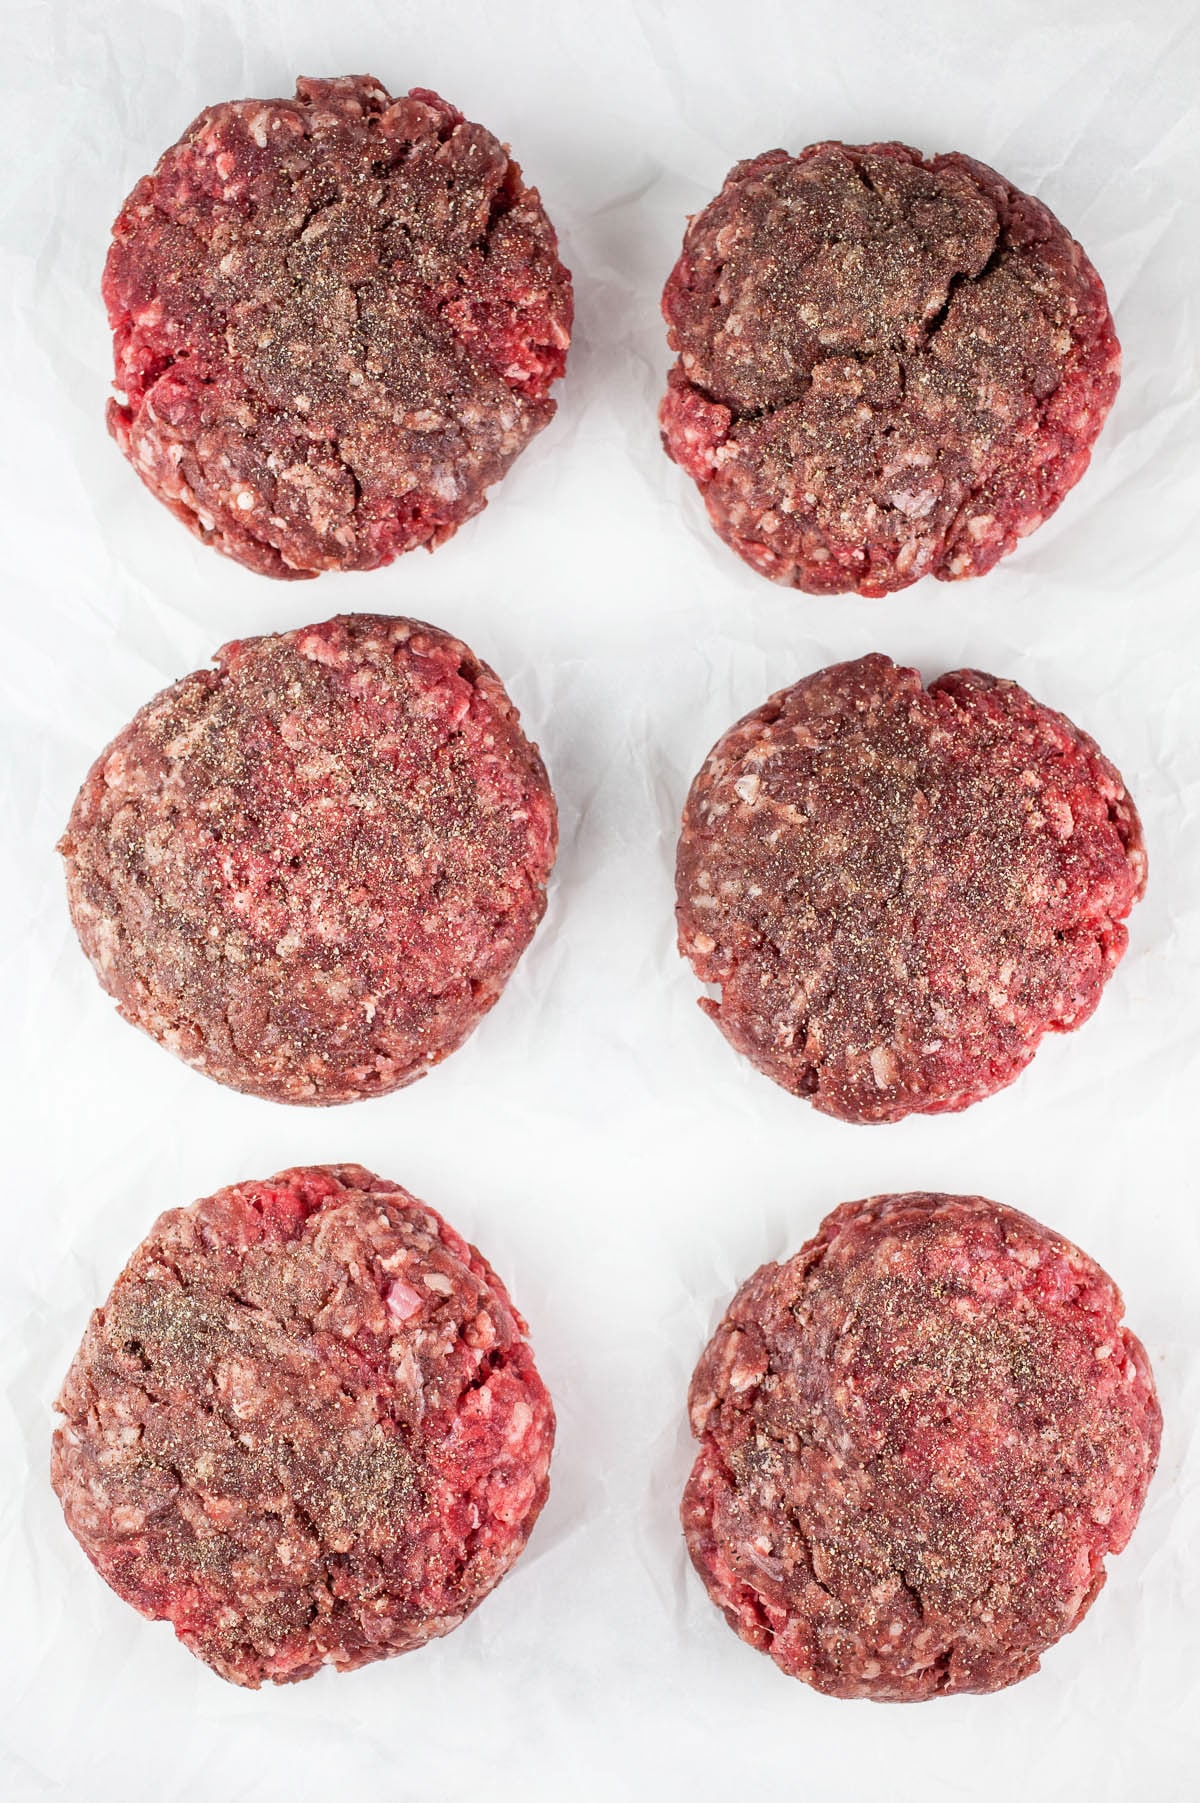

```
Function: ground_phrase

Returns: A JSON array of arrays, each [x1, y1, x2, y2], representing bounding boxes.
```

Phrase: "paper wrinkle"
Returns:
[[3, 2, 1200, 1799]]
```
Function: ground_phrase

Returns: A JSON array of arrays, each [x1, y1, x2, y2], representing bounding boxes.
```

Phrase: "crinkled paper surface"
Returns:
[[2, 2, 1198, 1797]]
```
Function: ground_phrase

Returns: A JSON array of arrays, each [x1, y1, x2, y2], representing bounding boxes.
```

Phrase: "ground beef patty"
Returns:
[[660, 142, 1119, 595], [60, 614, 556, 1104], [683, 1192, 1160, 1700], [104, 75, 572, 578], [52, 1165, 554, 1687], [676, 654, 1144, 1123]]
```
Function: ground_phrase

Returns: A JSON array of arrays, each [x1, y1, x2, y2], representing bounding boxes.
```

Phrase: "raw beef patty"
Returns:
[[675, 654, 1144, 1122], [661, 142, 1118, 594], [60, 614, 556, 1103], [105, 75, 573, 577], [52, 1164, 554, 1687], [683, 1192, 1160, 1699]]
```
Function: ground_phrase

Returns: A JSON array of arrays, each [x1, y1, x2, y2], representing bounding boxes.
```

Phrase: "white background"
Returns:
[[3, 1, 1199, 1797]]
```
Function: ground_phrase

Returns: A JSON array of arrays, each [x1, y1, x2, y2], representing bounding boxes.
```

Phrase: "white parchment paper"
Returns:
[[3, 2, 1199, 1797]]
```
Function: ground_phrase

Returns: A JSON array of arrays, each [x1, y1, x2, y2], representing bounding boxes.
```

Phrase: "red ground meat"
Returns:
[[661, 142, 1119, 595], [684, 1193, 1160, 1700], [676, 654, 1145, 1123], [104, 76, 572, 578], [60, 614, 556, 1104], [52, 1164, 554, 1687]]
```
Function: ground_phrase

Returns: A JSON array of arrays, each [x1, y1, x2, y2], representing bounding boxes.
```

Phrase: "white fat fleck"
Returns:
[[507, 1400, 533, 1444], [889, 487, 937, 519], [387, 1279, 422, 1322], [733, 773, 760, 805], [235, 490, 255, 511], [423, 1272, 453, 1295]]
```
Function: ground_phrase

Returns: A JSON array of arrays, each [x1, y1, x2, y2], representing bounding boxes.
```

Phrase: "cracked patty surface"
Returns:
[[60, 614, 557, 1104], [52, 1164, 554, 1688], [660, 142, 1119, 595], [683, 1193, 1160, 1701], [675, 655, 1145, 1123], [104, 75, 572, 578]]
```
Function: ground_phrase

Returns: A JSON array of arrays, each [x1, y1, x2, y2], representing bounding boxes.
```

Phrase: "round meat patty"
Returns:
[[52, 1165, 554, 1687], [60, 614, 556, 1104], [660, 142, 1119, 595], [676, 654, 1145, 1123], [104, 75, 572, 578], [683, 1192, 1160, 1700]]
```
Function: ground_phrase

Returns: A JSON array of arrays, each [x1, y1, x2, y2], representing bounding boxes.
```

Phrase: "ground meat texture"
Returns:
[[660, 142, 1119, 595], [676, 654, 1144, 1124], [52, 1165, 554, 1687], [684, 1193, 1160, 1701], [104, 75, 572, 579], [60, 614, 556, 1104]]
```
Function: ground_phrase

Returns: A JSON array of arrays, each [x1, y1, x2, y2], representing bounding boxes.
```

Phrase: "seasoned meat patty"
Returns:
[[52, 1164, 555, 1687], [675, 654, 1144, 1122], [683, 1192, 1160, 1700], [60, 614, 556, 1103], [104, 75, 572, 577], [661, 142, 1119, 595]]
